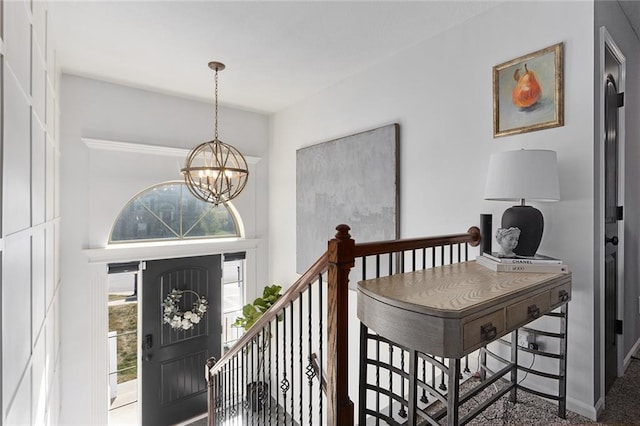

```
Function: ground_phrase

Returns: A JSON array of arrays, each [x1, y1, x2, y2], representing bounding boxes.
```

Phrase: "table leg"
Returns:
[[480, 347, 487, 381], [510, 330, 518, 404], [408, 349, 418, 425], [558, 304, 568, 419], [447, 358, 460, 426]]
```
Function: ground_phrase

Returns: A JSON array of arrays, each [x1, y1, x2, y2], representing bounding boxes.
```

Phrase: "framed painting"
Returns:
[[493, 42, 564, 137], [296, 124, 399, 277]]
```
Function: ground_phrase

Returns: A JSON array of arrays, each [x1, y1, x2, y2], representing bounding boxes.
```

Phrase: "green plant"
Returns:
[[233, 284, 282, 331], [232, 284, 282, 412]]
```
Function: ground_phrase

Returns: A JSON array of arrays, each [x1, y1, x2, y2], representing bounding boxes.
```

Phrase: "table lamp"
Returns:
[[484, 149, 560, 257]]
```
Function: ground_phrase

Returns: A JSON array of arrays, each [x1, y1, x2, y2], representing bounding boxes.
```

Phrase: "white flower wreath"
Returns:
[[162, 289, 208, 330]]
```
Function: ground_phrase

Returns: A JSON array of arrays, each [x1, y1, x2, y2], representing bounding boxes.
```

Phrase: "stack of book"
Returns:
[[476, 252, 570, 273]]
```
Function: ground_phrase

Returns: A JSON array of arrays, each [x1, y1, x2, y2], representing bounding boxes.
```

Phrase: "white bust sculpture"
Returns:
[[495, 227, 521, 257]]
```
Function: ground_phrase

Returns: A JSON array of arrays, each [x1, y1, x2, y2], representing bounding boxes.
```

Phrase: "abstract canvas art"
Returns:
[[296, 124, 399, 274]]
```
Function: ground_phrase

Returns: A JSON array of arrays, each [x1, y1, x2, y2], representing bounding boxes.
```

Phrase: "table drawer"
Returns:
[[550, 282, 571, 308], [463, 310, 505, 351], [506, 292, 550, 329]]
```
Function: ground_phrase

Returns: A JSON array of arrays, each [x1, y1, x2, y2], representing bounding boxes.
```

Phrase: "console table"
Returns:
[[357, 260, 571, 425]]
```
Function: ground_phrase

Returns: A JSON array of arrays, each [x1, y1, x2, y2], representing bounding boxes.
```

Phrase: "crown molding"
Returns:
[[84, 238, 262, 264], [82, 138, 261, 164]]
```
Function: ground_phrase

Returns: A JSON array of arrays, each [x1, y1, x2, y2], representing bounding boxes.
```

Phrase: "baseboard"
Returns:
[[593, 395, 605, 420], [623, 337, 640, 370], [566, 396, 599, 421]]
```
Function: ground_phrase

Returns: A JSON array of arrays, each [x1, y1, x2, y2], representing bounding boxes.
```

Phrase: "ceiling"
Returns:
[[619, 0, 640, 38], [47, 1, 501, 114]]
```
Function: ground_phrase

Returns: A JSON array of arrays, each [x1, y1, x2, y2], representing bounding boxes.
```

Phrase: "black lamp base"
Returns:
[[501, 205, 544, 257]]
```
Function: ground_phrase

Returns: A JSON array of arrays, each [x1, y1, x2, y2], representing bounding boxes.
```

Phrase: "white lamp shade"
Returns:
[[484, 149, 560, 202]]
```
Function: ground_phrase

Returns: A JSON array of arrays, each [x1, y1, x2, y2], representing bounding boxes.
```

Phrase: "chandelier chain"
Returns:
[[214, 67, 219, 140]]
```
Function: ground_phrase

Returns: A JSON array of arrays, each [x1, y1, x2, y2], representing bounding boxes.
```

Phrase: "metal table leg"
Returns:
[[447, 358, 460, 426]]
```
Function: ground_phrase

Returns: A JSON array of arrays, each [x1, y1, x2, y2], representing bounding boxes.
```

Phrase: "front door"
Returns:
[[603, 46, 622, 394], [141, 255, 222, 425]]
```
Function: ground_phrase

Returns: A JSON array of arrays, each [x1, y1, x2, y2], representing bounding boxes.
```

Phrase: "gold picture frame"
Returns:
[[493, 42, 564, 138]]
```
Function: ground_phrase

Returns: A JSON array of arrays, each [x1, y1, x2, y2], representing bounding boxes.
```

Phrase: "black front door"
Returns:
[[141, 255, 222, 425]]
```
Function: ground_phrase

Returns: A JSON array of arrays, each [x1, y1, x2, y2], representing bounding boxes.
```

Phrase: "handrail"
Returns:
[[209, 251, 329, 376], [207, 224, 482, 425], [353, 226, 481, 257], [210, 226, 480, 375]]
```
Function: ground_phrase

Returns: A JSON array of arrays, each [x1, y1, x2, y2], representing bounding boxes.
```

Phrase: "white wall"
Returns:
[[59, 76, 270, 423], [270, 0, 598, 419], [2, 0, 62, 425]]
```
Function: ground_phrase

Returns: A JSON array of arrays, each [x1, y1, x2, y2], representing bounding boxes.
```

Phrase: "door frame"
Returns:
[[598, 26, 626, 401], [85, 239, 260, 425]]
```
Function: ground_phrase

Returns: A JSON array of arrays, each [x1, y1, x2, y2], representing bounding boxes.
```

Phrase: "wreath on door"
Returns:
[[162, 289, 208, 330]]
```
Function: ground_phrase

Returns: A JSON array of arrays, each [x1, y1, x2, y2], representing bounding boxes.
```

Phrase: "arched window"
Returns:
[[109, 181, 242, 243]]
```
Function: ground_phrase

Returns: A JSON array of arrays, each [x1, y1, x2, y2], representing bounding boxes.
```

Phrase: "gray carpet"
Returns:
[[598, 352, 640, 425], [187, 353, 640, 425], [464, 352, 639, 426]]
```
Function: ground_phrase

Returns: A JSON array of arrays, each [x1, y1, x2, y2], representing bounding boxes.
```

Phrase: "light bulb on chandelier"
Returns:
[[181, 62, 249, 206]]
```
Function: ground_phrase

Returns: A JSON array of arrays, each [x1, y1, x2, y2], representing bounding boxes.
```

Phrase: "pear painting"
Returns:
[[512, 64, 542, 109], [493, 42, 563, 137]]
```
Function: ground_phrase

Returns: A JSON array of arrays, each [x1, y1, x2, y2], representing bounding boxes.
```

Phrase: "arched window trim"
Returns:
[[108, 180, 245, 245]]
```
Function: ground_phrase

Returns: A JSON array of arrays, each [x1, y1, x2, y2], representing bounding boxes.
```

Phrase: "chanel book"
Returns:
[[482, 252, 563, 264], [476, 255, 569, 273]]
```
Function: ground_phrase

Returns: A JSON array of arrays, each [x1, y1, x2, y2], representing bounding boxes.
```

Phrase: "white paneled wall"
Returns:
[[2, 0, 61, 424]]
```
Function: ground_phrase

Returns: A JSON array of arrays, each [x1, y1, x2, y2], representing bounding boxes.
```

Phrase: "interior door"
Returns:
[[603, 48, 621, 393], [141, 255, 222, 425]]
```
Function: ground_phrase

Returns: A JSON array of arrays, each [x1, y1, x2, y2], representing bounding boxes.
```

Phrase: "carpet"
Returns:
[[186, 354, 640, 425]]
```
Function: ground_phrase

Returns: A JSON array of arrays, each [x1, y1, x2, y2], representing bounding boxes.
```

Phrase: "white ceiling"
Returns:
[[47, 1, 501, 114]]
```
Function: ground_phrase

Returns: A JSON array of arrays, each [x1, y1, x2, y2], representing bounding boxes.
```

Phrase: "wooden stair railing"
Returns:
[[353, 226, 481, 259], [206, 248, 331, 425], [208, 250, 330, 376], [206, 224, 481, 425]]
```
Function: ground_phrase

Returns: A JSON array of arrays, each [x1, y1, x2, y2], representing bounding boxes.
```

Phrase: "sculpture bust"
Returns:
[[495, 227, 521, 257]]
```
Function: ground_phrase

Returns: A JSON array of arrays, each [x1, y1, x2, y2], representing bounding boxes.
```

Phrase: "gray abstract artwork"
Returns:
[[296, 124, 399, 274]]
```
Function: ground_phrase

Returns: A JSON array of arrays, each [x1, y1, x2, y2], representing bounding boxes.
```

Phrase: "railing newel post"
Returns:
[[327, 224, 355, 426]]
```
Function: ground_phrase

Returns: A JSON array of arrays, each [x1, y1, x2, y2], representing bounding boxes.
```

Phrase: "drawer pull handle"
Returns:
[[480, 323, 497, 341], [558, 290, 570, 302], [527, 304, 540, 319]]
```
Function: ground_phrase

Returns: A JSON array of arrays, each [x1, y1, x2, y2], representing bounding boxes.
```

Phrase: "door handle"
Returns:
[[143, 334, 153, 349], [142, 334, 153, 362], [606, 236, 619, 246]]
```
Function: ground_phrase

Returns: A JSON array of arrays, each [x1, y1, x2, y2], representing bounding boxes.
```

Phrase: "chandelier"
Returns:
[[181, 62, 249, 205]]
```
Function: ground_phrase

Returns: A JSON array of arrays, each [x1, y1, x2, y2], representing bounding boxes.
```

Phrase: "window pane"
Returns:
[[184, 203, 238, 238], [136, 184, 181, 236], [223, 310, 243, 349], [111, 200, 177, 241], [223, 283, 242, 312], [109, 182, 240, 243], [181, 189, 215, 234], [223, 260, 242, 284]]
